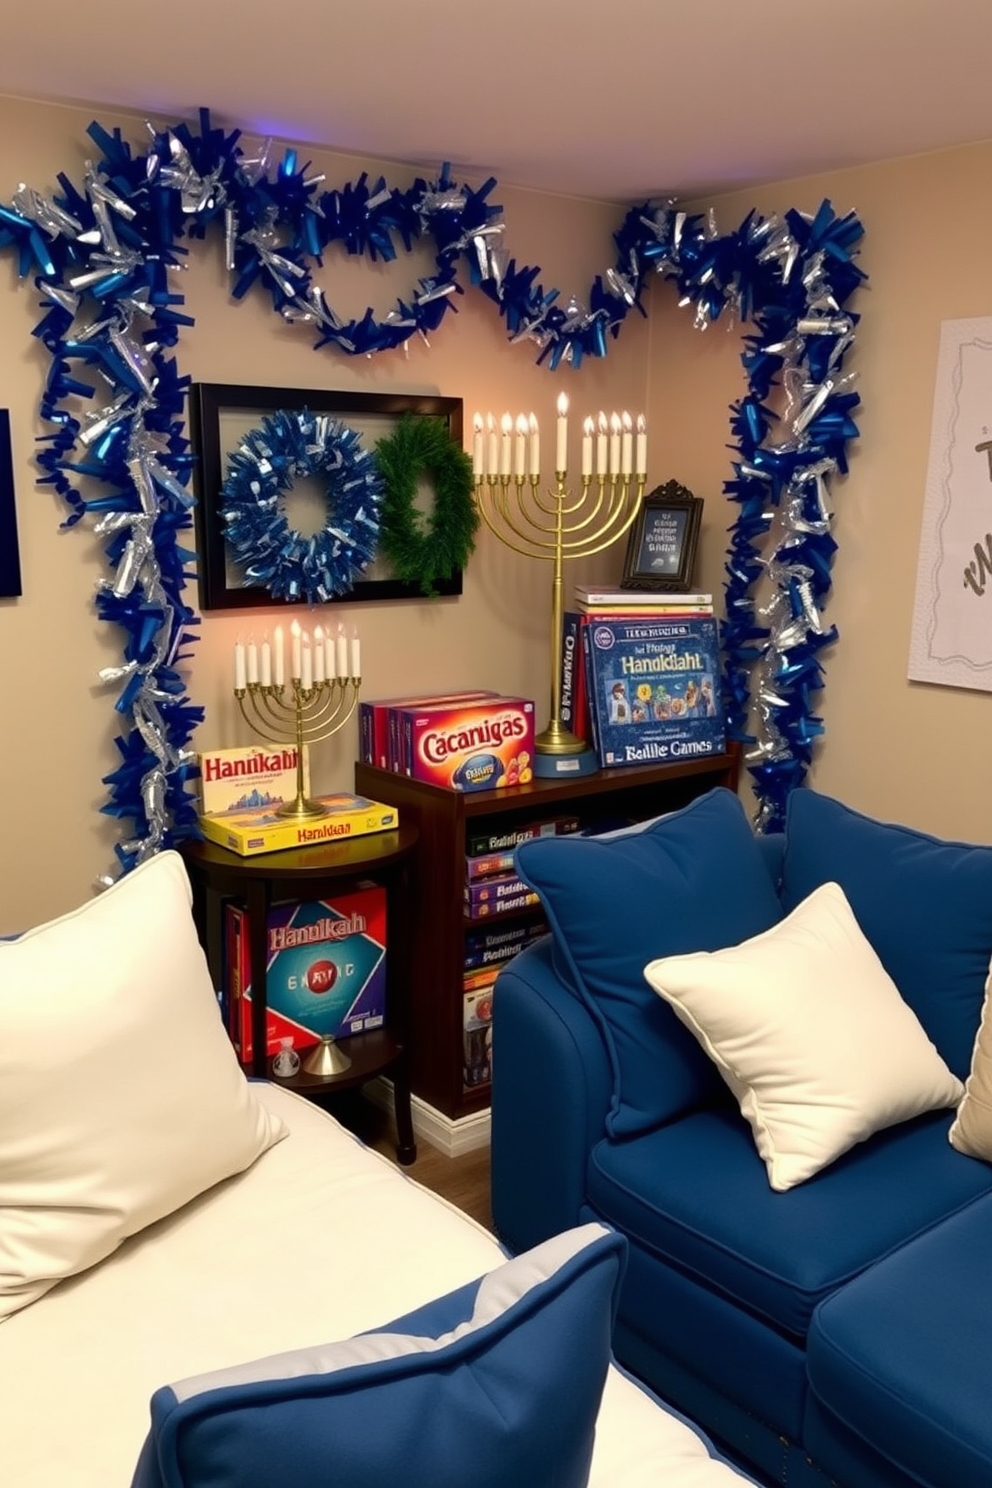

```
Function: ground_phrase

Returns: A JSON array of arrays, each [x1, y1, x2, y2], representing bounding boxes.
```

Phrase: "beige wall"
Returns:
[[0, 96, 650, 933], [3, 95, 990, 933], [646, 141, 992, 844]]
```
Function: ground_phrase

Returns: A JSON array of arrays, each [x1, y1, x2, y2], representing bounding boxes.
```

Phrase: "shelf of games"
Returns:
[[354, 750, 740, 1123]]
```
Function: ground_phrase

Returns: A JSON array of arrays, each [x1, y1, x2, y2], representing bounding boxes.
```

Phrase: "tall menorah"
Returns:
[[233, 622, 361, 819], [473, 396, 647, 776]]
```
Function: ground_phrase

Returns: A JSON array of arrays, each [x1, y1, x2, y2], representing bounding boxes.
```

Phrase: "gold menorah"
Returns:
[[474, 400, 647, 776], [233, 624, 361, 819]]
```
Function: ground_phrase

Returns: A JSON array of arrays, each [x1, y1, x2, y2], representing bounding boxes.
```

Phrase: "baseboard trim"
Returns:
[[364, 1078, 491, 1157]]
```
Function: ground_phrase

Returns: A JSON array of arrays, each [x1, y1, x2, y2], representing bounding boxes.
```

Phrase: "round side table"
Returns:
[[179, 824, 419, 1164]]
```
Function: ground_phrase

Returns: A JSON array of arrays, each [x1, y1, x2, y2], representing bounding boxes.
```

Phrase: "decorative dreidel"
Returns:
[[472, 395, 648, 776], [232, 621, 362, 819]]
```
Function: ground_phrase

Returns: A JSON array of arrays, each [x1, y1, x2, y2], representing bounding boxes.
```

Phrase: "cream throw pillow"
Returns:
[[949, 975, 992, 1162], [0, 851, 286, 1319], [643, 882, 963, 1191]]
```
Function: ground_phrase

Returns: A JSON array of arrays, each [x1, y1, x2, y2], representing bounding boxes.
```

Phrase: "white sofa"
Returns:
[[0, 851, 752, 1488]]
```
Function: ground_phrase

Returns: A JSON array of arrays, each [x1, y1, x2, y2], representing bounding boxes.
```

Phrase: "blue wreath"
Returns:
[[220, 409, 383, 604]]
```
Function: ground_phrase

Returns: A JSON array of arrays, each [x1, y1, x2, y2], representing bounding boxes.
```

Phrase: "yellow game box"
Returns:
[[198, 791, 399, 856]]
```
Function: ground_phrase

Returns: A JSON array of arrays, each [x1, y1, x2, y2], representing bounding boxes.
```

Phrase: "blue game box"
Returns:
[[583, 614, 726, 768]]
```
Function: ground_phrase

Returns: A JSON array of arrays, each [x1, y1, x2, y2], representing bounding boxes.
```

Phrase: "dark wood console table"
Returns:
[[179, 825, 420, 1164]]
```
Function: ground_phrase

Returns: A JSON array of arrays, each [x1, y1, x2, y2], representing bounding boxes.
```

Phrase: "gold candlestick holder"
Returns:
[[475, 469, 645, 776], [233, 676, 361, 819]]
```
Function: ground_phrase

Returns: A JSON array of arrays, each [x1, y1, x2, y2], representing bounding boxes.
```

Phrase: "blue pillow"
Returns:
[[515, 788, 783, 1136], [781, 790, 992, 1079], [131, 1223, 626, 1488]]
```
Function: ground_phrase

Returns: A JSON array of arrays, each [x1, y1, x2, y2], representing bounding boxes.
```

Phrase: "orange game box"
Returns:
[[400, 696, 536, 792]]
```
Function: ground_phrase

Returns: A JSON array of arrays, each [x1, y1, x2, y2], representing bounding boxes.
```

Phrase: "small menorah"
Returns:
[[473, 395, 647, 775], [233, 621, 361, 819]]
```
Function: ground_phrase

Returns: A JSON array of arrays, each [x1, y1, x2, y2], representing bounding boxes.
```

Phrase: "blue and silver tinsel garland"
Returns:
[[0, 109, 863, 872], [220, 410, 384, 604]]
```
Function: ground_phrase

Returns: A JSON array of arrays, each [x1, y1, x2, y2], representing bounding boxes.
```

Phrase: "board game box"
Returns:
[[199, 791, 398, 856], [358, 691, 498, 771], [463, 873, 536, 912], [196, 743, 310, 816], [463, 918, 547, 969], [401, 695, 536, 791], [465, 815, 579, 857], [583, 614, 726, 769], [226, 886, 387, 1063], [463, 983, 495, 1090]]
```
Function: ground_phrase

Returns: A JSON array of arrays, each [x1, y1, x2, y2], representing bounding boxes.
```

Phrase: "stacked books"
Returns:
[[573, 584, 714, 614], [561, 586, 726, 769]]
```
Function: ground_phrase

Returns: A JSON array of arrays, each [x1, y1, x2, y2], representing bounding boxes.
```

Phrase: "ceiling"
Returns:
[[2, 1, 992, 203]]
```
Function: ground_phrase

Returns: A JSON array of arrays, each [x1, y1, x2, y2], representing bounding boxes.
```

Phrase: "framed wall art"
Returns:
[[0, 410, 22, 599], [621, 479, 703, 593], [189, 382, 465, 611]]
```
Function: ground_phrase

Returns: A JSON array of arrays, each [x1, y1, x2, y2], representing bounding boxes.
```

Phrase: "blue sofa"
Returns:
[[490, 788, 992, 1488]]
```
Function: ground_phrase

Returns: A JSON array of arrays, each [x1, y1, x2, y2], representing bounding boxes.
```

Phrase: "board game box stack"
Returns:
[[559, 586, 725, 768], [360, 691, 537, 793], [463, 813, 580, 923], [196, 744, 399, 857], [460, 814, 577, 1090]]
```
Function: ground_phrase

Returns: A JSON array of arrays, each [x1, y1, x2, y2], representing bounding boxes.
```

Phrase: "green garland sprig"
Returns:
[[375, 415, 478, 596]]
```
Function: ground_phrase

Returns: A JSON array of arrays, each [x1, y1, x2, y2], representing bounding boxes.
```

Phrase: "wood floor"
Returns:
[[332, 1090, 494, 1231]]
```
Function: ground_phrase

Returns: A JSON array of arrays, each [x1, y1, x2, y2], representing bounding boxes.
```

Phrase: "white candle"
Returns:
[[515, 413, 528, 479], [273, 625, 285, 686], [351, 627, 361, 677], [313, 624, 325, 683], [556, 391, 568, 473], [582, 417, 594, 478], [260, 634, 272, 687], [636, 413, 648, 476], [234, 639, 246, 692], [487, 413, 498, 477], [621, 411, 633, 476], [336, 626, 348, 679], [528, 412, 540, 477], [246, 636, 258, 686], [609, 412, 622, 474], [301, 631, 313, 690], [597, 411, 608, 475], [472, 413, 484, 478], [290, 620, 302, 681], [324, 628, 336, 681], [500, 413, 512, 477]]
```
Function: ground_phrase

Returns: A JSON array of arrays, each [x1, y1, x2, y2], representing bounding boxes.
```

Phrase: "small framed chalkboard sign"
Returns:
[[621, 479, 702, 593]]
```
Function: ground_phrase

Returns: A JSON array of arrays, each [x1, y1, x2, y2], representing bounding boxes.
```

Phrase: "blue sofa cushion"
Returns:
[[515, 788, 783, 1136], [806, 1192, 992, 1488], [781, 790, 992, 1079], [587, 1106, 992, 1338], [131, 1223, 626, 1488]]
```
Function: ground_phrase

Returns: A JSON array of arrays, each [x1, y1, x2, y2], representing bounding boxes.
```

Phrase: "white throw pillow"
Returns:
[[643, 881, 963, 1191], [949, 971, 992, 1163], [0, 851, 286, 1319]]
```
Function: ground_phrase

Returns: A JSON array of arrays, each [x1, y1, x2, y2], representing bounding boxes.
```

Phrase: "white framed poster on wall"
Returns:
[[909, 317, 992, 691]]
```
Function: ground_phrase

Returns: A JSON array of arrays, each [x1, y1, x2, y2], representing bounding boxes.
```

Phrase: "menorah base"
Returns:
[[534, 747, 599, 778], [301, 1035, 352, 1077], [275, 796, 330, 821]]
